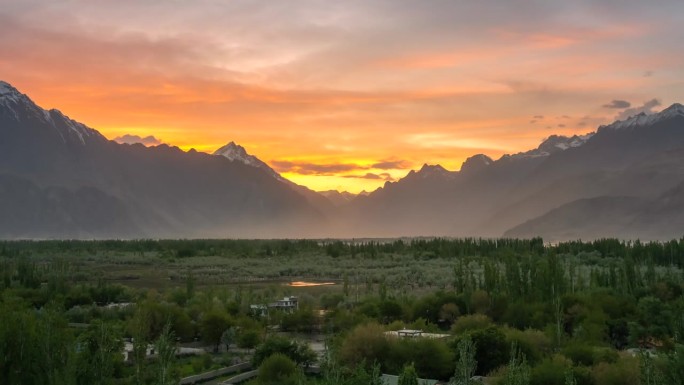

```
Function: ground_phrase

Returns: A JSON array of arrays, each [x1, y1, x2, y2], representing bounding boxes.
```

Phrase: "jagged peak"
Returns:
[[599, 102, 684, 132], [411, 163, 456, 180], [419, 163, 446, 172], [212, 141, 289, 183], [461, 154, 493, 174], [0, 81, 18, 94], [0, 81, 32, 105], [215, 141, 247, 155]]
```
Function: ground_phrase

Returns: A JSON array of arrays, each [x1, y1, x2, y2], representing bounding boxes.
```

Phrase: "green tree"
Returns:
[[155, 323, 178, 385], [253, 335, 316, 367], [257, 354, 300, 385], [221, 327, 236, 351], [237, 328, 260, 349], [200, 310, 232, 352], [398, 363, 419, 385], [129, 306, 151, 385], [451, 334, 477, 385], [339, 323, 390, 369], [501, 343, 530, 385], [565, 369, 577, 385], [74, 320, 123, 385], [640, 352, 665, 385]]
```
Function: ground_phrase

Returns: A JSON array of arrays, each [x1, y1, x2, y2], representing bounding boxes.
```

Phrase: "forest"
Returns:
[[1, 237, 684, 385]]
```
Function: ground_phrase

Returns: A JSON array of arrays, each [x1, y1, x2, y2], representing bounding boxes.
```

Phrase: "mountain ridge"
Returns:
[[2, 80, 684, 240]]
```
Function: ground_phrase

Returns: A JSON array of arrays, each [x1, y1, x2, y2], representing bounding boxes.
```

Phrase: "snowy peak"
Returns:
[[599, 103, 684, 132], [213, 141, 262, 167], [213, 141, 287, 183], [506, 133, 593, 160], [0, 81, 38, 110], [47, 109, 103, 145], [0, 80, 104, 145], [0, 81, 19, 96], [538, 134, 593, 153]]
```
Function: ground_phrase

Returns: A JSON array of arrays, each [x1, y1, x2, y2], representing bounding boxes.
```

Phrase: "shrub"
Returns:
[[257, 354, 299, 385], [451, 314, 493, 334]]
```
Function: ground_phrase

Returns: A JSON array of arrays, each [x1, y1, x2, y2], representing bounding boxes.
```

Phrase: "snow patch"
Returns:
[[600, 103, 684, 131]]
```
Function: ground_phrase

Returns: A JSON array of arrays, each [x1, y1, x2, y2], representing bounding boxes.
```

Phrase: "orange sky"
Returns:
[[1, 1, 683, 192]]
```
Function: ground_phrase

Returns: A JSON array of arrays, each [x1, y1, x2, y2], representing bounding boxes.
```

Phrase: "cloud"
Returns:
[[615, 99, 661, 120], [603, 100, 631, 109], [533, 115, 544, 119], [343, 172, 395, 181], [271, 160, 365, 175], [370, 160, 412, 169], [113, 134, 163, 146], [530, 120, 537, 124], [271, 159, 410, 176], [557, 124, 566, 128]]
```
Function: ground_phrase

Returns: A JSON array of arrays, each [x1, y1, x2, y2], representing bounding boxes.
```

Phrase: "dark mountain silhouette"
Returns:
[[0, 81, 323, 238], [343, 104, 684, 240], [2, 80, 684, 240], [212, 142, 337, 216]]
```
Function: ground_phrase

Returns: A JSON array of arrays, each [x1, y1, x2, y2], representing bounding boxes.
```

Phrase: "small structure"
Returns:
[[396, 329, 423, 338], [250, 304, 268, 317], [269, 296, 299, 313], [250, 296, 299, 317], [385, 329, 449, 340]]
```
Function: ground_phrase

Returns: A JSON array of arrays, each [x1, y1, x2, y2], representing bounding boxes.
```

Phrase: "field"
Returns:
[[2, 238, 684, 385]]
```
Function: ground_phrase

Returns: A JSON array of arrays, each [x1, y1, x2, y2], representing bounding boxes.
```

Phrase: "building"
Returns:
[[250, 304, 268, 317], [384, 329, 449, 339], [269, 296, 299, 313], [250, 296, 299, 318]]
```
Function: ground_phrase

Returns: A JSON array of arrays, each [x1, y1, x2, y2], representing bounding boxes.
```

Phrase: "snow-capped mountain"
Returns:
[[345, 103, 684, 240], [0, 81, 324, 238], [213, 141, 337, 214], [506, 133, 594, 159], [214, 142, 265, 168], [599, 103, 684, 132], [3, 78, 684, 240], [213, 142, 287, 182], [0, 81, 105, 146]]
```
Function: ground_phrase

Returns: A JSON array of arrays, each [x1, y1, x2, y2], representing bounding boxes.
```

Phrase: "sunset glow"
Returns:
[[2, 1, 683, 192]]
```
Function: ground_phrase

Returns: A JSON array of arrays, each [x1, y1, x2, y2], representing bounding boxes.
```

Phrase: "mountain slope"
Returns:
[[0, 82, 324, 238], [213, 142, 337, 216], [344, 104, 684, 240]]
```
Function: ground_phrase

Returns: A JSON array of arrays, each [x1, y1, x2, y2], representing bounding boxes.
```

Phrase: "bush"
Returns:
[[339, 323, 390, 369], [253, 336, 316, 367], [530, 355, 571, 385], [457, 326, 508, 376], [451, 314, 493, 334], [592, 356, 639, 385], [504, 328, 551, 365], [257, 354, 300, 385], [562, 343, 595, 366], [237, 329, 260, 349]]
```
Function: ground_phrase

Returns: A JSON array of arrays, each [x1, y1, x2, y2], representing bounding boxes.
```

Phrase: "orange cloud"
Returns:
[[1, 5, 681, 193]]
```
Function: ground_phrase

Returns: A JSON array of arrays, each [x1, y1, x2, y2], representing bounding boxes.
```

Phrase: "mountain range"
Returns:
[[1, 80, 684, 240]]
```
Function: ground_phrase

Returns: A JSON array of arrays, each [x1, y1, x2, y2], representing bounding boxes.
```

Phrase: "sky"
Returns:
[[1, 1, 683, 193]]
